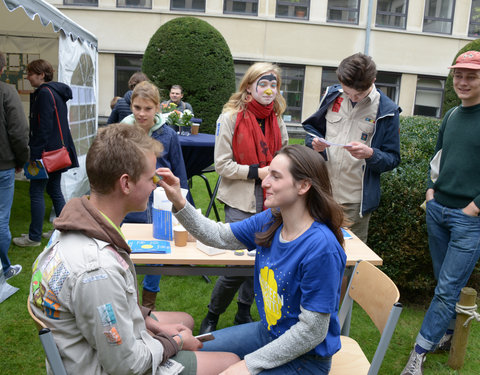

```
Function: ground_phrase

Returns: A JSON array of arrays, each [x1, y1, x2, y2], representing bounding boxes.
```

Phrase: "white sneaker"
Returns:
[[13, 236, 41, 247], [4, 264, 22, 280], [400, 348, 426, 375]]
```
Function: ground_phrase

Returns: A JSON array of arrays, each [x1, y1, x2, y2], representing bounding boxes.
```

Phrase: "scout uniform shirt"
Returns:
[[325, 85, 380, 204]]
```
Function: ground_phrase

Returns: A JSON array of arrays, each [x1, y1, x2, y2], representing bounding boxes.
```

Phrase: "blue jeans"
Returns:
[[417, 199, 480, 351], [0, 169, 15, 275], [201, 321, 332, 374], [29, 171, 65, 242]]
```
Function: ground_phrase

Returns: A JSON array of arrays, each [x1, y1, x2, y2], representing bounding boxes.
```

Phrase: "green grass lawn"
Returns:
[[1, 171, 479, 374]]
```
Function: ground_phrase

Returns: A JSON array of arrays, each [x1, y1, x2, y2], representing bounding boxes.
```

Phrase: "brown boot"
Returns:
[[142, 289, 157, 310]]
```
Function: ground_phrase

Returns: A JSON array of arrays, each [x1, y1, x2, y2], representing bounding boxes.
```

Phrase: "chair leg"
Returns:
[[200, 174, 221, 221], [206, 176, 221, 221]]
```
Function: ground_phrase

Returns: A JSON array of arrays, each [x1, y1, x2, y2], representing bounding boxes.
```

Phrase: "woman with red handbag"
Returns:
[[13, 59, 78, 247]]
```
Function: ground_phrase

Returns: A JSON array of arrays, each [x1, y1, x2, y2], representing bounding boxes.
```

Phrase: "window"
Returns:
[[376, 72, 401, 103], [171, 0, 205, 11], [376, 0, 408, 29], [321, 67, 339, 97], [469, 0, 480, 37], [224, 0, 258, 15], [117, 0, 152, 8], [234, 62, 304, 123], [64, 0, 98, 5], [276, 0, 310, 20], [279, 65, 305, 123], [115, 54, 143, 97], [327, 0, 360, 24], [414, 77, 445, 118], [423, 0, 455, 34]]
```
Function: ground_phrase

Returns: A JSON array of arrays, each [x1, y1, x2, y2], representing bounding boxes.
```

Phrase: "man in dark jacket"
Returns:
[[303, 53, 400, 242], [0, 51, 29, 278], [107, 72, 148, 124]]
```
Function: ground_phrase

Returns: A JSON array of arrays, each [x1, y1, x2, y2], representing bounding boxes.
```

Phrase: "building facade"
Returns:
[[47, 0, 476, 128]]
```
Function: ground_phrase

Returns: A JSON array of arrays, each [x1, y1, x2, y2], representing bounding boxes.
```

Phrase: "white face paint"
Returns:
[[248, 72, 278, 106]]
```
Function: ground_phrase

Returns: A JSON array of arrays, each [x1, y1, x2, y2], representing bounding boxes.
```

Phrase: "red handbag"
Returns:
[[41, 88, 72, 173]]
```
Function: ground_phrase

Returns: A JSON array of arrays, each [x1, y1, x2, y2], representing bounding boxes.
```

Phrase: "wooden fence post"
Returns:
[[447, 287, 477, 370]]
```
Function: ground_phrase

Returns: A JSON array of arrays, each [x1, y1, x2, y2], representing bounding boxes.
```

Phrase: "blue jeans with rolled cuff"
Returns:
[[416, 199, 480, 351]]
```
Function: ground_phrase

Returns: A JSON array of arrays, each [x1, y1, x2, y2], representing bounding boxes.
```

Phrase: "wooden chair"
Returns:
[[330, 260, 403, 375], [27, 298, 67, 375]]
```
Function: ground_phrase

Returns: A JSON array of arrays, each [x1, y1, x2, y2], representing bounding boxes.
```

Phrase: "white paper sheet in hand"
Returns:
[[306, 132, 352, 147]]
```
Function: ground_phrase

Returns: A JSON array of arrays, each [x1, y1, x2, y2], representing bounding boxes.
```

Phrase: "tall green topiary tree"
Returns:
[[142, 17, 236, 134], [442, 39, 480, 116]]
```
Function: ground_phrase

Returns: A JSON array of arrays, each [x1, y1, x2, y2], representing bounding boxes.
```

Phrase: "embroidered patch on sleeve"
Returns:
[[82, 274, 108, 284], [48, 262, 70, 296], [332, 97, 343, 112], [103, 327, 122, 345], [97, 303, 117, 326], [43, 289, 61, 319]]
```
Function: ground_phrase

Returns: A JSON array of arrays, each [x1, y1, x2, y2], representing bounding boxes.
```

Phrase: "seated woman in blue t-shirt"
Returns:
[[157, 144, 346, 375]]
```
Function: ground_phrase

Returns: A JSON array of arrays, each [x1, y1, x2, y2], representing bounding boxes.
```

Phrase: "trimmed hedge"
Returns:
[[442, 39, 480, 116], [367, 116, 480, 303], [142, 17, 236, 134]]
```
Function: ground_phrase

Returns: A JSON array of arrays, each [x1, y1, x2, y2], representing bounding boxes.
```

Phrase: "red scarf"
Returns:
[[232, 100, 282, 167]]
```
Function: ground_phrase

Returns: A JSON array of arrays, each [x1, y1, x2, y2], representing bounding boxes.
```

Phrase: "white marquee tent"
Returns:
[[0, 0, 98, 202]]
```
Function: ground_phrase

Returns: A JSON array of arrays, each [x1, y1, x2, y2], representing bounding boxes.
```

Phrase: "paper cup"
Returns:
[[191, 123, 200, 135], [173, 225, 188, 247]]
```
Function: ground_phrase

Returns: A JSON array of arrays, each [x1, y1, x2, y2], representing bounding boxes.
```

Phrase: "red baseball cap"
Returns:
[[449, 51, 480, 69]]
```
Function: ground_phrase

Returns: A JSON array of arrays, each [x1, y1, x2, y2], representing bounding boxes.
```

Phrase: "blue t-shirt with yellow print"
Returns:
[[230, 208, 346, 358]]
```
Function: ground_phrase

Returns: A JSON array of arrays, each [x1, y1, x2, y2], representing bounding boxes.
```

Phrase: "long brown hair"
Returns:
[[255, 144, 345, 248]]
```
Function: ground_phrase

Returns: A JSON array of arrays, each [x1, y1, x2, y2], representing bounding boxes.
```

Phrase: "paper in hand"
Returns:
[[306, 132, 352, 148]]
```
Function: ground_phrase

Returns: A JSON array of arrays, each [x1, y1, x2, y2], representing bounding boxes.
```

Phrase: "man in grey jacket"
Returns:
[[0, 51, 29, 280]]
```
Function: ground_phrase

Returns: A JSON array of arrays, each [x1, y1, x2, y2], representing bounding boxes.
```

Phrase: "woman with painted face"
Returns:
[[198, 63, 289, 335], [156, 144, 346, 374]]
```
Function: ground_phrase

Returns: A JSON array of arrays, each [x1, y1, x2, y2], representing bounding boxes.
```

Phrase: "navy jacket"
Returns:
[[303, 84, 401, 216], [107, 90, 133, 124], [29, 82, 79, 171]]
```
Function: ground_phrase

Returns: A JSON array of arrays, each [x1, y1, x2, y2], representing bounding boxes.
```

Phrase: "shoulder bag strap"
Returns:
[[45, 87, 65, 146]]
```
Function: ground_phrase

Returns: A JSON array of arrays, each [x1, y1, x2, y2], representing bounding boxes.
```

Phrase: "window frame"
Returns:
[[116, 0, 152, 9], [413, 75, 445, 118], [422, 0, 455, 35], [170, 0, 206, 12], [375, 0, 408, 30], [327, 0, 361, 25], [275, 0, 311, 20], [224, 0, 259, 16], [114, 54, 143, 97], [63, 0, 98, 5], [469, 0, 480, 37]]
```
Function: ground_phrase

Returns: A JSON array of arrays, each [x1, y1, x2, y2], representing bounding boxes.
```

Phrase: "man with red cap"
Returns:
[[401, 51, 480, 374]]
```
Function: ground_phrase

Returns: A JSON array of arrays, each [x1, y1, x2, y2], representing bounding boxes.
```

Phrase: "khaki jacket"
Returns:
[[214, 112, 288, 213]]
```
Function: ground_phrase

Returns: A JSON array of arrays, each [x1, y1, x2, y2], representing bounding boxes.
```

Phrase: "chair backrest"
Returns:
[[27, 298, 68, 375], [338, 260, 403, 375]]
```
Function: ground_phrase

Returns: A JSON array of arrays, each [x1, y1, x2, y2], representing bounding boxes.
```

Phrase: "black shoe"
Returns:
[[234, 312, 254, 325], [199, 316, 218, 334]]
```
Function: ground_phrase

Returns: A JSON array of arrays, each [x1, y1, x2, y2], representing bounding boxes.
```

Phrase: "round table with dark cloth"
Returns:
[[179, 133, 215, 179]]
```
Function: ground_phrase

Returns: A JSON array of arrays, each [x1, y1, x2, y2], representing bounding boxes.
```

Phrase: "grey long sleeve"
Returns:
[[245, 307, 330, 374], [173, 201, 244, 249]]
